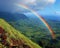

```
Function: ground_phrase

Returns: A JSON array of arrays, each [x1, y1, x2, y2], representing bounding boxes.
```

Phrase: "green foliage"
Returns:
[[0, 19, 42, 48], [8, 17, 60, 48]]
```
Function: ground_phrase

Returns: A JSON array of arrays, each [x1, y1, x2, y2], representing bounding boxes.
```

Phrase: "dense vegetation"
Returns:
[[0, 19, 41, 48], [9, 17, 60, 48], [0, 12, 60, 48]]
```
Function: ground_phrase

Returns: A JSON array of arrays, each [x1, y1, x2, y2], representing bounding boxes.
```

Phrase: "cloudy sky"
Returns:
[[0, 0, 60, 15]]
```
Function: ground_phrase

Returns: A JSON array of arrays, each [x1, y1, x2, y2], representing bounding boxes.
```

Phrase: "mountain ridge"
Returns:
[[0, 12, 28, 22]]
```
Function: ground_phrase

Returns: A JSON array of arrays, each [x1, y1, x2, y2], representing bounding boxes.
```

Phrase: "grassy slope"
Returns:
[[0, 19, 42, 48]]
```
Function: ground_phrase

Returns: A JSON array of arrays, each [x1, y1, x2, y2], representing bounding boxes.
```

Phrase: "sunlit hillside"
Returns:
[[0, 19, 41, 48]]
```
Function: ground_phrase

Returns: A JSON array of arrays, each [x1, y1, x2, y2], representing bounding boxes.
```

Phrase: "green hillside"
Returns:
[[0, 19, 42, 48]]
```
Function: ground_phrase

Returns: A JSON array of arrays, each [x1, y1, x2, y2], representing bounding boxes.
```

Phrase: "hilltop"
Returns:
[[0, 19, 41, 48]]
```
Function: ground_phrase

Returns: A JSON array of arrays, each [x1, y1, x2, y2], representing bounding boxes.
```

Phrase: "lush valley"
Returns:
[[0, 12, 60, 48], [9, 15, 60, 48]]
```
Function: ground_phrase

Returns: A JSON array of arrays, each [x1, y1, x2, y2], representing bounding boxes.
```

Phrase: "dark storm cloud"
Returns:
[[0, 0, 19, 12]]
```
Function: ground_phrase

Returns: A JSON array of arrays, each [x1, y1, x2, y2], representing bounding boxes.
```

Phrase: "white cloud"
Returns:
[[55, 11, 60, 15], [17, 0, 56, 11], [47, 0, 56, 4], [0, 0, 56, 12], [24, 0, 36, 4]]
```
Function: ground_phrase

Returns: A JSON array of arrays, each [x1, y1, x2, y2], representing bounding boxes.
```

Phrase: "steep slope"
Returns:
[[0, 19, 41, 48]]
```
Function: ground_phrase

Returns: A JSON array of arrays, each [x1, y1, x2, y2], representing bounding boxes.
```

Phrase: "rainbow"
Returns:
[[17, 4, 56, 39]]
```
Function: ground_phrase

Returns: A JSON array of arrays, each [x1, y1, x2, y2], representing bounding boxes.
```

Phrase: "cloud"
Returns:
[[24, 0, 36, 4], [19, 0, 56, 10], [15, 0, 56, 13], [47, 0, 56, 4], [0, 0, 56, 12], [55, 11, 60, 15]]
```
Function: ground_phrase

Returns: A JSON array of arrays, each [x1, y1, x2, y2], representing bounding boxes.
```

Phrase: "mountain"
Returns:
[[0, 19, 41, 48], [0, 12, 28, 22]]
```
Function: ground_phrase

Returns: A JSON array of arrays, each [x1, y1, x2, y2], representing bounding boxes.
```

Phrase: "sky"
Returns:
[[0, 0, 60, 15], [38, 0, 60, 15]]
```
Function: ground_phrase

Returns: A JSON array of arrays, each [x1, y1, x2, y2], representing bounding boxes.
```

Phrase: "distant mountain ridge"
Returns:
[[42, 15, 60, 21], [0, 12, 28, 22]]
